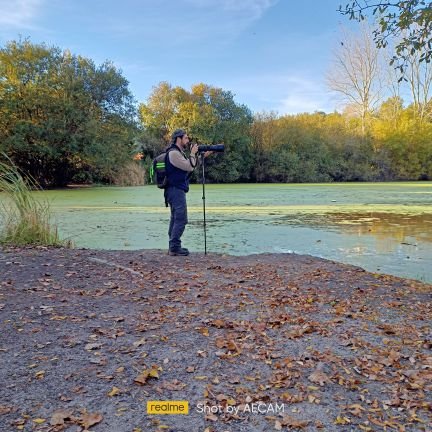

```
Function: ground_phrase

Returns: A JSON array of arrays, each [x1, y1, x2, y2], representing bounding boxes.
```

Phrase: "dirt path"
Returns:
[[0, 247, 430, 432]]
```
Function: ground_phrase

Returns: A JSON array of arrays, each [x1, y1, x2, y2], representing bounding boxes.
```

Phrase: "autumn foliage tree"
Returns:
[[0, 39, 138, 187], [139, 82, 253, 183]]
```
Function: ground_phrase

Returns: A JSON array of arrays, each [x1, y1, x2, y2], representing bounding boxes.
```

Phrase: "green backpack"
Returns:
[[149, 148, 173, 189]]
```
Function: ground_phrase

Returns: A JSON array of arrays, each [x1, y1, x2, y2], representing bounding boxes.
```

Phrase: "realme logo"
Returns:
[[147, 401, 189, 415]]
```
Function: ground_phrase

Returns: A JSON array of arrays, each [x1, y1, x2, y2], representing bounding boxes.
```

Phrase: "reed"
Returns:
[[0, 158, 72, 247]]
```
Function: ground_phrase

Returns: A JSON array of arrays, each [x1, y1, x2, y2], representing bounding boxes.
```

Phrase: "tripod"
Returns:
[[200, 152, 208, 255]]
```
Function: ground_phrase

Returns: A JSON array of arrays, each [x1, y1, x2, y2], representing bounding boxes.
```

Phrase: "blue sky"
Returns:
[[0, 0, 357, 114]]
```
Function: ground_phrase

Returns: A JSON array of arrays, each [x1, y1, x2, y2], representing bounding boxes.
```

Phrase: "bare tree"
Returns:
[[404, 47, 432, 121], [376, 31, 432, 121], [327, 24, 384, 135], [382, 40, 402, 100]]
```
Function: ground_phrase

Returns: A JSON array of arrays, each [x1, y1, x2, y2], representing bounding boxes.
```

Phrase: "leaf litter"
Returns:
[[0, 246, 430, 431]]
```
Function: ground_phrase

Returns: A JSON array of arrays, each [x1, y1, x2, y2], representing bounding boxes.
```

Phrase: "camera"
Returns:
[[197, 144, 225, 153]]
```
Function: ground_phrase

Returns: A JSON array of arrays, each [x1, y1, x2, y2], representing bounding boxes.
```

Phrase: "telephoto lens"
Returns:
[[197, 144, 225, 153]]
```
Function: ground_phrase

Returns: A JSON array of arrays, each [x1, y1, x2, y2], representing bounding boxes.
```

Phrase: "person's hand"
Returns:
[[204, 151, 213, 158], [190, 143, 198, 156]]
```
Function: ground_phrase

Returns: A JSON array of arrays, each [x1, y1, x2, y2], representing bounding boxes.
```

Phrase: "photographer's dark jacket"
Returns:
[[166, 145, 197, 192]]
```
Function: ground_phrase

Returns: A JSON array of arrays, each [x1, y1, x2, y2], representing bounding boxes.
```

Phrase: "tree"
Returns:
[[139, 82, 187, 142], [339, 1, 432, 73], [404, 48, 432, 120], [377, 95, 404, 124], [140, 82, 253, 183], [250, 112, 279, 181], [0, 39, 137, 186], [327, 25, 383, 135]]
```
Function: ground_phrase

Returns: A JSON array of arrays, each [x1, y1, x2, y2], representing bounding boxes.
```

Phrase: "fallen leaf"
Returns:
[[50, 409, 73, 426], [108, 386, 121, 397], [280, 414, 309, 428], [348, 403, 365, 417], [134, 367, 159, 385], [85, 343, 102, 351], [161, 379, 187, 391], [80, 412, 103, 429], [307, 385, 319, 391], [205, 413, 218, 421], [215, 338, 225, 348], [0, 405, 13, 415], [308, 370, 331, 386], [334, 415, 351, 425], [199, 327, 209, 336], [35, 370, 45, 379], [32, 418, 45, 424], [133, 338, 146, 348], [212, 319, 225, 328], [149, 368, 159, 378]]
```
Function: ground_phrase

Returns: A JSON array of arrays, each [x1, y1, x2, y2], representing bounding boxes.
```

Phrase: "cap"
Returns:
[[171, 129, 186, 140]]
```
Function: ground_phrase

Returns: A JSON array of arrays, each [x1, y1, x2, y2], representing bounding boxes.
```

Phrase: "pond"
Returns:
[[17, 182, 429, 284]]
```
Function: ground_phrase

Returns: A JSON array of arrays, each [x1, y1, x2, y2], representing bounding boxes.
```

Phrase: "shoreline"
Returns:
[[5, 245, 427, 285]]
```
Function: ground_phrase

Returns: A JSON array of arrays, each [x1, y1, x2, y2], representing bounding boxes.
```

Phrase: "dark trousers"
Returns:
[[166, 187, 188, 251]]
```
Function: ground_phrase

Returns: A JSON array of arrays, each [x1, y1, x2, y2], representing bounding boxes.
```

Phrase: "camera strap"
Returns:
[[189, 155, 197, 168]]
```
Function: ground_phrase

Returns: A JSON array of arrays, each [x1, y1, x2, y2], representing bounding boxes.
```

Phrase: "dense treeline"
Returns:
[[0, 40, 138, 187], [1, 39, 431, 187], [250, 105, 432, 182], [140, 83, 432, 183]]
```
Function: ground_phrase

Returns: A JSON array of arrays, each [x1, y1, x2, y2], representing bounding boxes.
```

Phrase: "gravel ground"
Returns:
[[0, 247, 431, 432]]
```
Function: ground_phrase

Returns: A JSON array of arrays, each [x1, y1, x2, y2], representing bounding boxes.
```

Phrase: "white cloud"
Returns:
[[180, 0, 279, 39], [100, 0, 278, 48], [218, 73, 339, 114], [278, 93, 331, 114], [276, 77, 336, 114], [185, 0, 278, 19], [0, 0, 43, 28]]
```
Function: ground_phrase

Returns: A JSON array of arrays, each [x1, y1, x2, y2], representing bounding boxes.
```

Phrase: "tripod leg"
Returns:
[[201, 153, 207, 255]]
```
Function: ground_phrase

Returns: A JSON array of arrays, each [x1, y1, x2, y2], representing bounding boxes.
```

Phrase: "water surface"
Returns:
[[2, 183, 432, 282]]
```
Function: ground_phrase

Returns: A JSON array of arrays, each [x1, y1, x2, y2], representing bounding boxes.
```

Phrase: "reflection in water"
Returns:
[[263, 211, 431, 282], [275, 212, 432, 252]]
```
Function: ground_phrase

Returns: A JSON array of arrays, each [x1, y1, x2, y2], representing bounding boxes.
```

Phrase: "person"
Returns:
[[165, 129, 210, 256]]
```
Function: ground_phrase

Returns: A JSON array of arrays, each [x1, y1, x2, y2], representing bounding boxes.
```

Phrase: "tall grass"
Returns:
[[0, 159, 71, 247], [113, 161, 146, 186]]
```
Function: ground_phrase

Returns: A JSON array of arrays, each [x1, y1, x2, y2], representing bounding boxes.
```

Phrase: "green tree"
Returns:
[[339, 1, 432, 73], [0, 39, 137, 186], [140, 82, 253, 183], [139, 81, 187, 142], [250, 112, 279, 181]]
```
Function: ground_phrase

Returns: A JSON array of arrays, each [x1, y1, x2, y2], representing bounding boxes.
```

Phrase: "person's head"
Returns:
[[171, 129, 189, 150]]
